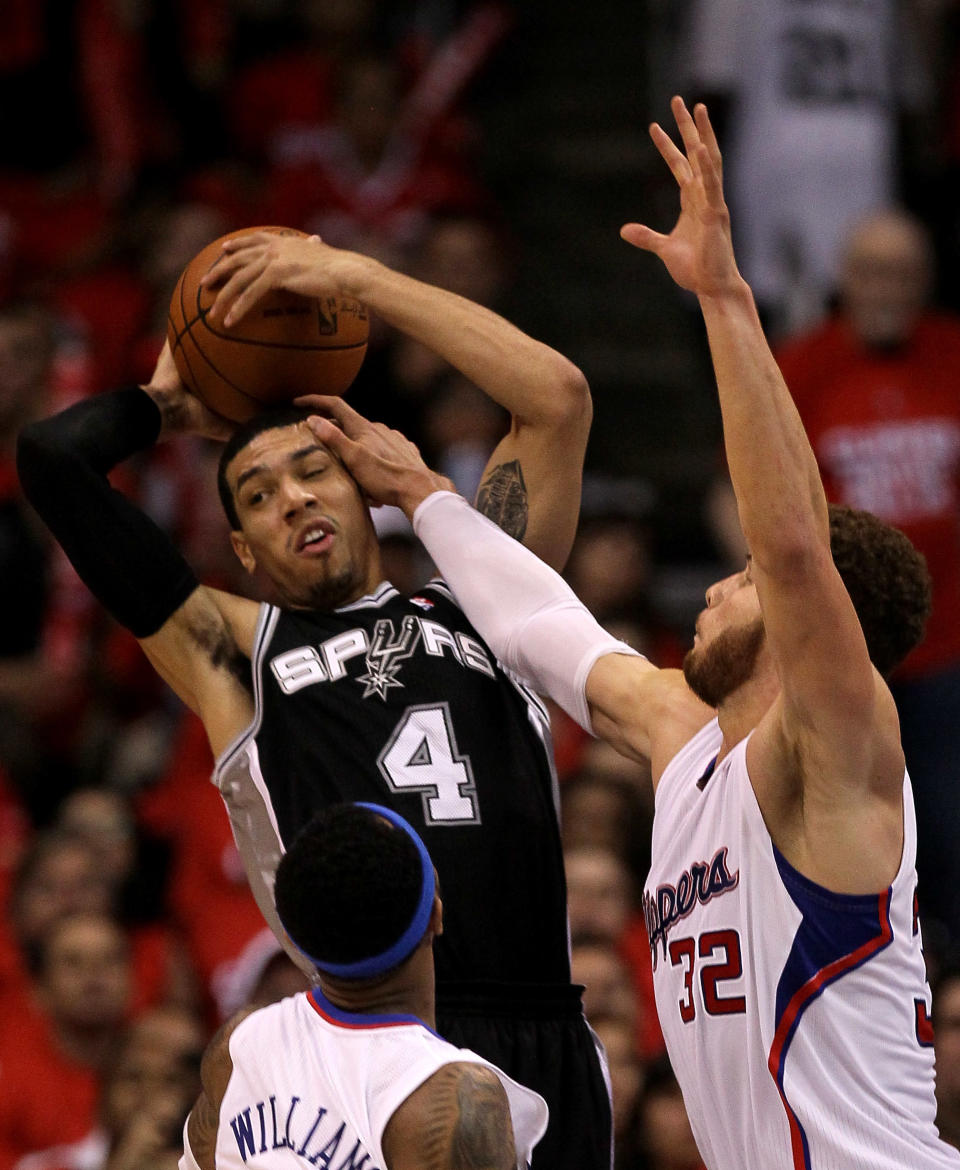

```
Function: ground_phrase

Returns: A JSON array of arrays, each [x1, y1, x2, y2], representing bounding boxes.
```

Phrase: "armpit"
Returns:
[[187, 608, 253, 692]]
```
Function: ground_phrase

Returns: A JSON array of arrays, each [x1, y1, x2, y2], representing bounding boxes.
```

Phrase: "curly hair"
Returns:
[[275, 804, 425, 971], [828, 503, 931, 677]]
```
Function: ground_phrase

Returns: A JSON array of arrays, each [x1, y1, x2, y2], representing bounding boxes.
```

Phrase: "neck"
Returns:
[[715, 669, 781, 762], [317, 950, 436, 1029]]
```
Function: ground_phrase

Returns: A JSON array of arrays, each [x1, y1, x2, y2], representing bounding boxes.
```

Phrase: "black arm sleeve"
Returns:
[[16, 387, 200, 638]]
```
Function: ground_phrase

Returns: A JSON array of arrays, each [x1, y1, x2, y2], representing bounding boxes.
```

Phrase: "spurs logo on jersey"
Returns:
[[357, 616, 420, 699], [642, 846, 740, 969], [269, 616, 496, 700]]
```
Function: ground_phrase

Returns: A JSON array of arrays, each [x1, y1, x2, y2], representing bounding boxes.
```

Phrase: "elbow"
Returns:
[[559, 359, 592, 420], [752, 532, 832, 586], [742, 498, 831, 578], [541, 358, 593, 434]]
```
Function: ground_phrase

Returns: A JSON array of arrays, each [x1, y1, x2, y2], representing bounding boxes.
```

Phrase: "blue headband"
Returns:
[[302, 803, 436, 980]]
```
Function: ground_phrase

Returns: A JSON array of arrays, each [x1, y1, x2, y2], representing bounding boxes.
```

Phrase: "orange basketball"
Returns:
[[166, 226, 369, 423]]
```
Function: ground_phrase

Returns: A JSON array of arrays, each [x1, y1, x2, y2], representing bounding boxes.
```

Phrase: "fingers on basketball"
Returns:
[[167, 226, 369, 424]]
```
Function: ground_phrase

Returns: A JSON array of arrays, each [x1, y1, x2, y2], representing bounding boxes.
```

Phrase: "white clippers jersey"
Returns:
[[643, 719, 960, 1170], [213, 990, 548, 1170]]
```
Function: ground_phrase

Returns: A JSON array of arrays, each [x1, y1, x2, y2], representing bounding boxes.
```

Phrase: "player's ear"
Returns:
[[230, 530, 257, 575], [430, 883, 443, 938]]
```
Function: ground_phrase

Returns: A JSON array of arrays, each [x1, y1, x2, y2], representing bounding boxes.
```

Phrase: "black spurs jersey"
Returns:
[[214, 580, 572, 990]]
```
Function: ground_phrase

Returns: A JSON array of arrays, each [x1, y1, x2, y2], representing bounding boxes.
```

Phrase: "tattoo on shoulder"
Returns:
[[188, 611, 252, 692], [449, 1066, 515, 1170], [476, 461, 528, 542]]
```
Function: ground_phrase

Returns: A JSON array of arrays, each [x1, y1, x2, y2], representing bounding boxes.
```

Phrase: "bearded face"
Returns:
[[683, 617, 765, 708]]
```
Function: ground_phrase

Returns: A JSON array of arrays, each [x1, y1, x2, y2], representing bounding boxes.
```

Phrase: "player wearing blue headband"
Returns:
[[181, 803, 548, 1170]]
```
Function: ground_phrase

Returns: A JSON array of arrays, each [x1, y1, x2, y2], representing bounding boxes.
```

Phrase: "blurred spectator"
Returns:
[[632, 1056, 705, 1170], [555, 719, 653, 809], [0, 303, 83, 788], [571, 938, 638, 1033], [2, 826, 195, 1023], [563, 835, 663, 1062], [54, 787, 180, 940], [225, 0, 378, 166], [591, 1014, 645, 1170], [0, 912, 131, 1170], [127, 200, 232, 384], [681, 0, 931, 336], [774, 208, 960, 938], [135, 713, 281, 1025], [934, 966, 960, 1151], [2, 830, 113, 1012], [561, 772, 652, 877], [56, 790, 136, 893], [565, 844, 636, 946], [12, 1003, 205, 1170], [212, 930, 310, 1017], [259, 38, 496, 255], [565, 515, 652, 629]]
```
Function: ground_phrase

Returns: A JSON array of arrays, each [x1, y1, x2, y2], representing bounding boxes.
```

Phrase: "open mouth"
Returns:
[[295, 521, 335, 555]]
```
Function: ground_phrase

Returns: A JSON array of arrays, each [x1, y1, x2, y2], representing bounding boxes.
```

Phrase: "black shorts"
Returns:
[[436, 981, 612, 1170]]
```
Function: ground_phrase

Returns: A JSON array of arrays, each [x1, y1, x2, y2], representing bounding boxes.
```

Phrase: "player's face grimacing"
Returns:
[[682, 562, 766, 707], [225, 423, 382, 610]]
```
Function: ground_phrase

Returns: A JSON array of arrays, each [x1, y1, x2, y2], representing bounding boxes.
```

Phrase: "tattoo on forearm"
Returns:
[[476, 461, 528, 541]]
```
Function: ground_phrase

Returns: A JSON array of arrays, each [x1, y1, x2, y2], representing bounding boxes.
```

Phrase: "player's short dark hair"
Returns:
[[275, 804, 426, 974], [829, 503, 931, 677], [217, 406, 316, 530]]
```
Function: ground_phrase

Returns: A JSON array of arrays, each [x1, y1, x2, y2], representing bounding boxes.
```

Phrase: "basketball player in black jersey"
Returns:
[[17, 231, 613, 1170]]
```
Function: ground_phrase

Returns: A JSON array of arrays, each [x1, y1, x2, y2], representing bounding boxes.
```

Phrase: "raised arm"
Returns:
[[621, 100, 903, 822], [16, 344, 259, 757], [205, 232, 592, 571]]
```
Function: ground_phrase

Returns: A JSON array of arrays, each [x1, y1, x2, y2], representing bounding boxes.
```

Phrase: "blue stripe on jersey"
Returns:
[[308, 988, 445, 1039], [767, 846, 893, 1169]]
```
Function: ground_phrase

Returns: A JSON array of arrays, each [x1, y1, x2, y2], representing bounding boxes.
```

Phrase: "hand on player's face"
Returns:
[[296, 395, 452, 515], [619, 96, 742, 298]]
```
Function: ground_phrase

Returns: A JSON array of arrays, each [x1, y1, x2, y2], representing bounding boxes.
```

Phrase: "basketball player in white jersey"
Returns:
[[303, 97, 960, 1169], [181, 802, 547, 1170]]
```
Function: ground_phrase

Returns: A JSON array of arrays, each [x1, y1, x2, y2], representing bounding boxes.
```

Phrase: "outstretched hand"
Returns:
[[621, 97, 743, 299], [295, 395, 454, 516]]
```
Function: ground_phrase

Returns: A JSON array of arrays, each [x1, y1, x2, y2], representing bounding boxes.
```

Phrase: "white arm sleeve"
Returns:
[[412, 491, 643, 733]]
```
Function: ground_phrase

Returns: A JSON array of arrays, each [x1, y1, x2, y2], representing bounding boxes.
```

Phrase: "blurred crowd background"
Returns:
[[3, 2, 960, 1169]]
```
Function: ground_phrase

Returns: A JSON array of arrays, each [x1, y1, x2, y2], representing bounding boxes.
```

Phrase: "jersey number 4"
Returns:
[[378, 703, 481, 825], [669, 929, 746, 1023]]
